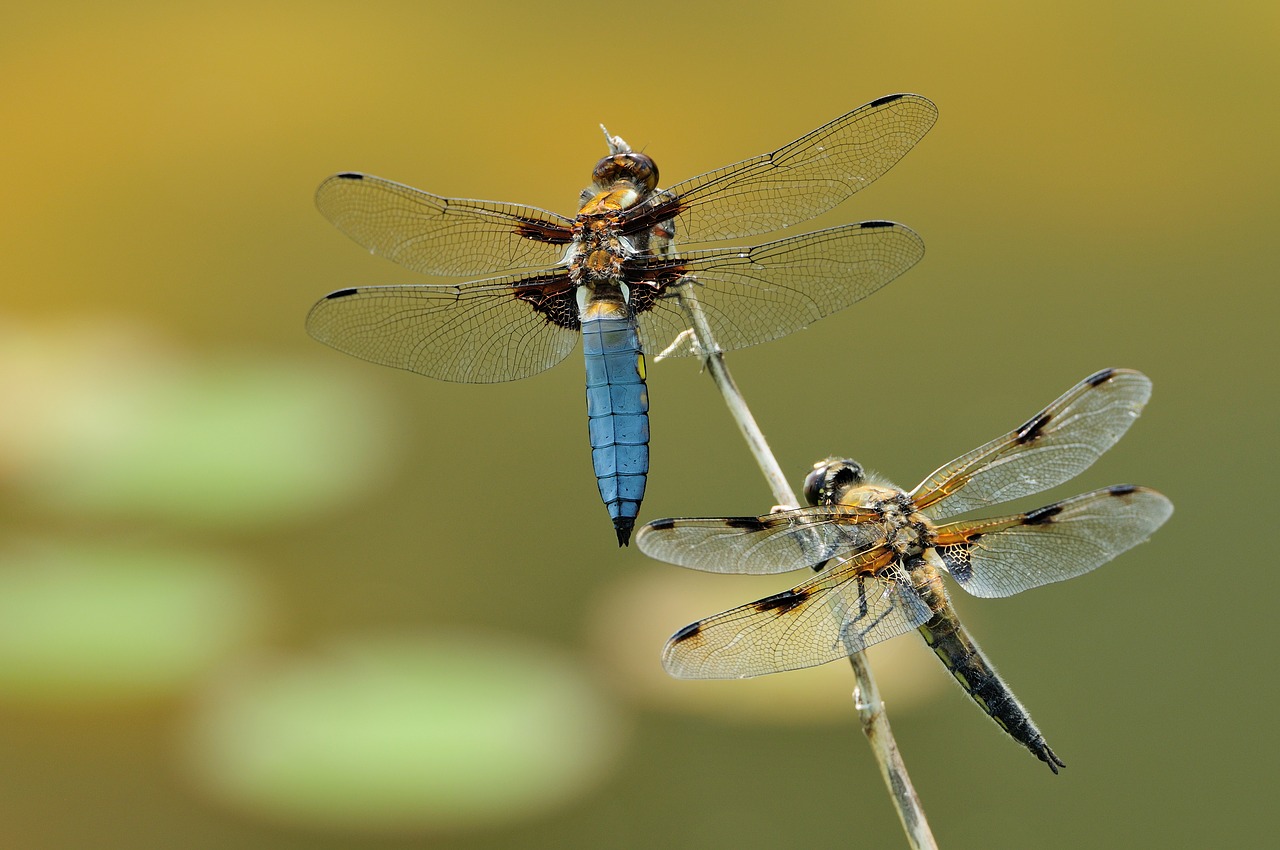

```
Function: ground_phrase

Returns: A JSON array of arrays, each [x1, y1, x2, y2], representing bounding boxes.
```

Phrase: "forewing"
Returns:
[[913, 369, 1153, 520], [627, 94, 937, 244], [306, 273, 579, 384], [631, 222, 924, 357], [636, 505, 884, 575], [662, 551, 933, 679], [934, 485, 1173, 598], [316, 173, 574, 277]]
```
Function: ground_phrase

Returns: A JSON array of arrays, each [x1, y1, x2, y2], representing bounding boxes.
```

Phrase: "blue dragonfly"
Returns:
[[306, 94, 937, 544]]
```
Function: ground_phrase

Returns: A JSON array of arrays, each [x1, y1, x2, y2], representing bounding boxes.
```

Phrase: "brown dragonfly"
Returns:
[[636, 368, 1173, 772]]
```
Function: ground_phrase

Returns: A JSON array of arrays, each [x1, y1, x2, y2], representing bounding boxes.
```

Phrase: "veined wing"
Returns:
[[912, 369, 1153, 520], [933, 485, 1173, 598], [630, 221, 924, 357], [305, 271, 579, 384], [636, 505, 884, 575], [625, 94, 936, 244], [663, 549, 932, 679], [316, 173, 574, 277]]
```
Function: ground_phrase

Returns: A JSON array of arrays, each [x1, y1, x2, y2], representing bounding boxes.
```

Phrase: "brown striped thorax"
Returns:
[[804, 458, 934, 560]]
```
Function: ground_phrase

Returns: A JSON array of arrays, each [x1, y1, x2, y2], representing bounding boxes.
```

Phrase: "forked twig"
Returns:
[[670, 281, 937, 850]]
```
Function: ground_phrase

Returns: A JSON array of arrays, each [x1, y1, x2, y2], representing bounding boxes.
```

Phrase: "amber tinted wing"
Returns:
[[933, 485, 1173, 598], [316, 173, 574, 277], [305, 272, 579, 384], [635, 505, 883, 575], [625, 94, 936, 244], [662, 550, 931, 679], [912, 369, 1153, 520], [629, 221, 924, 357]]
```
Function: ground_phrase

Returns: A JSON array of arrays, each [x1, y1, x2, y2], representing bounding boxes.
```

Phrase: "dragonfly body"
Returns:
[[639, 369, 1173, 771], [580, 288, 650, 536], [912, 569, 1058, 770], [307, 95, 937, 543]]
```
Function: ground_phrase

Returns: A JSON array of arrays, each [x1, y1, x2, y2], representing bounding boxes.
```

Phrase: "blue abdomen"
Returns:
[[582, 313, 649, 546]]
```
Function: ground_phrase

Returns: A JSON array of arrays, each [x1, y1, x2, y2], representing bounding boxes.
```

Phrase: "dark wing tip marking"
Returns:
[[671, 622, 702, 642], [647, 517, 676, 531], [325, 288, 359, 300], [1086, 368, 1117, 387], [1023, 503, 1064, 525], [1108, 484, 1139, 496], [752, 588, 810, 614], [860, 220, 897, 229], [869, 93, 906, 107], [335, 172, 365, 180], [725, 517, 768, 531], [1015, 412, 1052, 444]]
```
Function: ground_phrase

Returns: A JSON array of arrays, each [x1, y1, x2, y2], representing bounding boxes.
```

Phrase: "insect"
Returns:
[[306, 95, 937, 544], [636, 368, 1173, 771]]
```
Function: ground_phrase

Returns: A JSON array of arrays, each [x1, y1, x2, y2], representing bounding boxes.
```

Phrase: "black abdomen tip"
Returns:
[[614, 518, 634, 547]]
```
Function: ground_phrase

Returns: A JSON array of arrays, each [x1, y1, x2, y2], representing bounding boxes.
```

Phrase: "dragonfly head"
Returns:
[[590, 152, 659, 194], [803, 458, 865, 507]]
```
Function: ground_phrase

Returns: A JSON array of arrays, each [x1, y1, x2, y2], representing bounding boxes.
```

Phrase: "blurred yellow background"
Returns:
[[1, 1, 1275, 847]]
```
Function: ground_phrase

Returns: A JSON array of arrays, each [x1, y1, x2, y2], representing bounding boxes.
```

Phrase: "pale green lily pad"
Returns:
[[0, 320, 393, 528], [0, 542, 266, 702], [185, 635, 621, 832]]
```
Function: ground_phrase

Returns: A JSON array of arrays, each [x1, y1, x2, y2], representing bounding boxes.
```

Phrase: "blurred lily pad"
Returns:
[[184, 634, 621, 832], [0, 541, 266, 703], [0, 319, 395, 528]]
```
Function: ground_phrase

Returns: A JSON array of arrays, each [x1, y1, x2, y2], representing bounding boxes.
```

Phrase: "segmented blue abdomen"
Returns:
[[582, 311, 649, 546]]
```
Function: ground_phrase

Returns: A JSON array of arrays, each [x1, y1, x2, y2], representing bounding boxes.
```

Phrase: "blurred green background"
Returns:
[[1, 1, 1274, 847]]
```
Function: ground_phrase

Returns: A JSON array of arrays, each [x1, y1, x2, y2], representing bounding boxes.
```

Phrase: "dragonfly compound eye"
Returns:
[[591, 153, 659, 193], [803, 459, 864, 505]]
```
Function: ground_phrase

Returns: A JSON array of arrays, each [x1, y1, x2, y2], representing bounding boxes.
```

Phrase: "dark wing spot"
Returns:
[[325, 288, 359, 299], [725, 517, 768, 531], [1086, 368, 1117, 387], [1108, 484, 1138, 496], [513, 220, 574, 245], [869, 93, 905, 108], [335, 172, 364, 180], [671, 622, 702, 642], [860, 220, 896, 229], [647, 518, 676, 531], [1015, 412, 1051, 444], [513, 276, 580, 330], [753, 588, 809, 614], [1024, 503, 1064, 525], [937, 541, 976, 584], [619, 197, 687, 236]]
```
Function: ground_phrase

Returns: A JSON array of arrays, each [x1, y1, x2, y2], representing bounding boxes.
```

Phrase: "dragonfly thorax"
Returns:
[[806, 459, 934, 557], [570, 219, 628, 285], [875, 494, 934, 557]]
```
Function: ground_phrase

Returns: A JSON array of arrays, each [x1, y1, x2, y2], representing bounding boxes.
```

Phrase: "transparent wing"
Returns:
[[630, 221, 924, 357], [305, 272, 579, 384], [662, 551, 933, 679], [626, 94, 937, 244], [933, 485, 1173, 598], [316, 173, 574, 277], [636, 505, 884, 575], [912, 369, 1153, 520]]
